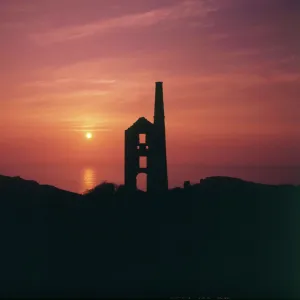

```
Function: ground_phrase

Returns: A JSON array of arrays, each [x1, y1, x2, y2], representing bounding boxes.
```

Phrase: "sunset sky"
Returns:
[[1, 0, 300, 190]]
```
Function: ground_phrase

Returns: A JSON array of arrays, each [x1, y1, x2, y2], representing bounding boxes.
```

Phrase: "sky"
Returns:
[[0, 0, 300, 188]]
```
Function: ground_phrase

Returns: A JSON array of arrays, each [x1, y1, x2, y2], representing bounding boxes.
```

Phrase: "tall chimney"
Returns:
[[154, 81, 165, 125], [153, 81, 168, 191]]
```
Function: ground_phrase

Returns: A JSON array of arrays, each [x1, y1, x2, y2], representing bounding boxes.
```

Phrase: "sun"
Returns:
[[85, 132, 92, 139]]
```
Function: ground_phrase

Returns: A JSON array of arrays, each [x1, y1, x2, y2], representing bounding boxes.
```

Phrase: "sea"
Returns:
[[0, 163, 299, 194]]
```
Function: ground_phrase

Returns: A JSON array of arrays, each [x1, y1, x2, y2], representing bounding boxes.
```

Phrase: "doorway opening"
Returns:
[[136, 173, 147, 192]]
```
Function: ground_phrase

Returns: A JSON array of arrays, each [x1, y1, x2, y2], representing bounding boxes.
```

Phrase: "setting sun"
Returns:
[[85, 132, 92, 139]]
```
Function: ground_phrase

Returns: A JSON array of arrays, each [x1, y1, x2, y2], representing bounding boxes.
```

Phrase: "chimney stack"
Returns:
[[154, 82, 165, 125], [153, 81, 168, 192]]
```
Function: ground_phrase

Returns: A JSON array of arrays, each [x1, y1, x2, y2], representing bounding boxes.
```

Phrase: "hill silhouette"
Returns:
[[0, 174, 300, 298]]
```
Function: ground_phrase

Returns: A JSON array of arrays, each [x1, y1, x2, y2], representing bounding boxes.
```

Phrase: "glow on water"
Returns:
[[82, 167, 97, 193]]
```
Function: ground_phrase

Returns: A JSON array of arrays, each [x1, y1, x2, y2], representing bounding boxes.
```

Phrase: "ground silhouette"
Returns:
[[0, 174, 300, 298]]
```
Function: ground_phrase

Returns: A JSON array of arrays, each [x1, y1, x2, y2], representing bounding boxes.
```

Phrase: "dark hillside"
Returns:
[[0, 175, 299, 298]]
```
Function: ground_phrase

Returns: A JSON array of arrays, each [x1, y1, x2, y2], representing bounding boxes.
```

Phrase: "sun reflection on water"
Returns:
[[82, 167, 96, 193]]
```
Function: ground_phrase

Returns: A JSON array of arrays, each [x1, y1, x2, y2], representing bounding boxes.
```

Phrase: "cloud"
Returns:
[[0, 21, 27, 29], [18, 78, 116, 105], [63, 124, 111, 132], [9, 88, 111, 110], [29, 0, 217, 45], [61, 90, 109, 98], [23, 78, 116, 87], [56, 118, 112, 133], [167, 70, 300, 89], [0, 2, 35, 13]]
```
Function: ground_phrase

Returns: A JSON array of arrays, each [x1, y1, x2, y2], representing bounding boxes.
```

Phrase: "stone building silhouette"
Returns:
[[125, 82, 168, 193]]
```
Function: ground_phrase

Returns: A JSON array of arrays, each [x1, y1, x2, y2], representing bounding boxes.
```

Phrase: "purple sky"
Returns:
[[0, 0, 300, 188]]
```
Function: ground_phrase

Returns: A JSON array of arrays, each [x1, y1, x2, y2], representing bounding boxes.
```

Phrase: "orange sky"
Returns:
[[1, 0, 300, 189]]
